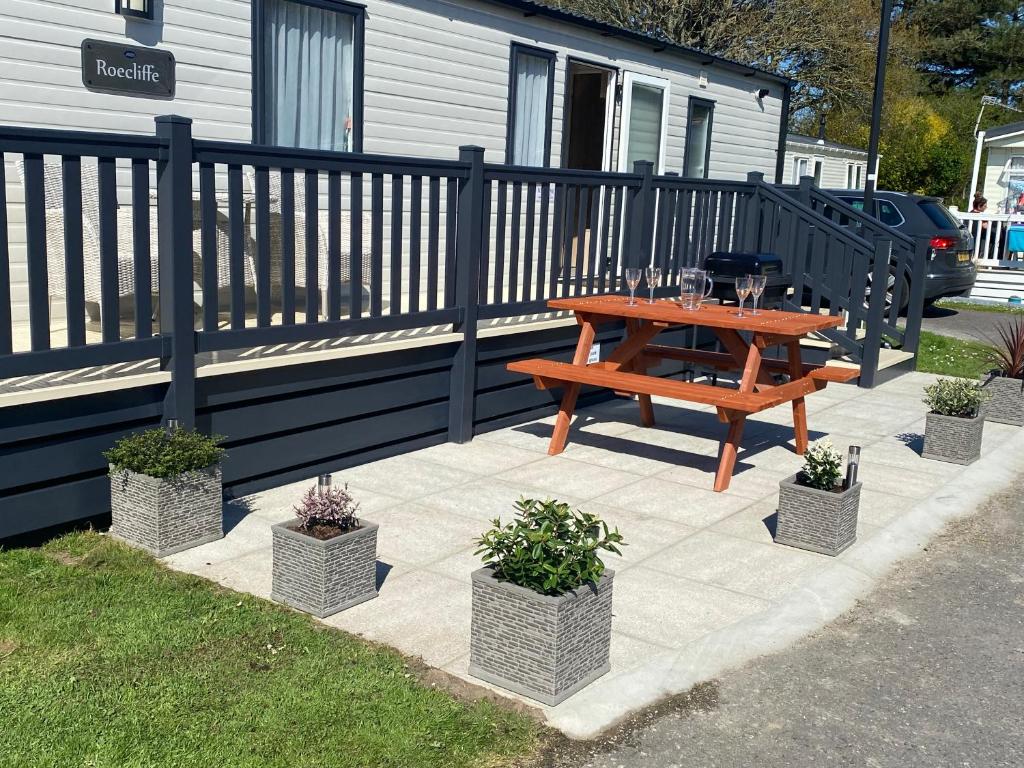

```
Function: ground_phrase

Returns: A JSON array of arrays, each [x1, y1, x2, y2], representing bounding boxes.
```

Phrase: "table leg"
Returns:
[[715, 415, 746, 492], [548, 317, 597, 455], [787, 340, 809, 454], [625, 319, 656, 427]]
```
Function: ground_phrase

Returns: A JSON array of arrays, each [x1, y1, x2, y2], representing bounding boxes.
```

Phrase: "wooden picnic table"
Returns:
[[507, 294, 859, 492]]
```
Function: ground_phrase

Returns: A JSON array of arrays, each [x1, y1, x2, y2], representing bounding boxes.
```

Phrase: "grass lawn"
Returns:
[[933, 299, 1024, 315], [916, 330, 995, 378], [0, 532, 537, 768]]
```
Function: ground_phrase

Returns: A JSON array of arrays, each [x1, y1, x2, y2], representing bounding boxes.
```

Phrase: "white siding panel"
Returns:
[[1, 0, 783, 324]]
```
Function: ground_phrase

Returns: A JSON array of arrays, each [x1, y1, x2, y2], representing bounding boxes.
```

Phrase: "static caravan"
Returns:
[[978, 121, 1024, 214], [0, 0, 789, 327], [784, 133, 869, 190]]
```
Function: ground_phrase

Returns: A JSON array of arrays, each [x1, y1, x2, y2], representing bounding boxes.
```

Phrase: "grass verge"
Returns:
[[0, 532, 537, 768], [916, 330, 994, 378], [934, 299, 1024, 315]]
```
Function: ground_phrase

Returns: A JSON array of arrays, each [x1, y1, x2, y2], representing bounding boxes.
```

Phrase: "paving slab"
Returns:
[[162, 371, 1024, 740]]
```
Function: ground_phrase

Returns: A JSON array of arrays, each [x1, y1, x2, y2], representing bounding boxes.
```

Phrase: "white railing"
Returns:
[[949, 207, 1024, 266]]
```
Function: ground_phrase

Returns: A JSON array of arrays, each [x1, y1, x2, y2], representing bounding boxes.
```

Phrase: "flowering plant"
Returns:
[[294, 484, 360, 535]]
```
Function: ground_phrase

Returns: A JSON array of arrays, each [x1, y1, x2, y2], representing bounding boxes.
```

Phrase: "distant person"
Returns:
[[971, 195, 989, 234], [1016, 190, 1024, 214]]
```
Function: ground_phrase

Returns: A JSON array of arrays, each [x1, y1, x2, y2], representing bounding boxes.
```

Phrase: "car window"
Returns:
[[877, 200, 904, 227], [918, 200, 960, 231]]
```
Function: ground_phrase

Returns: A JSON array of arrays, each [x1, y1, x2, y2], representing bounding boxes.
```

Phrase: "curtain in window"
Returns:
[[625, 83, 664, 170], [684, 103, 711, 178], [264, 0, 355, 152], [512, 52, 550, 166]]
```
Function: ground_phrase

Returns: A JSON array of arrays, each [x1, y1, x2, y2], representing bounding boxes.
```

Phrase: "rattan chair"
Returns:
[[15, 159, 253, 323]]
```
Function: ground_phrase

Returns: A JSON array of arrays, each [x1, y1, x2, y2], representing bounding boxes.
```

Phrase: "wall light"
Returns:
[[755, 88, 770, 100], [115, 0, 154, 20]]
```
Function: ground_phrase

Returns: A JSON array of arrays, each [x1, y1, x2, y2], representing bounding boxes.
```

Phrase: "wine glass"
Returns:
[[645, 266, 662, 304], [625, 268, 642, 306], [734, 276, 753, 317], [749, 274, 768, 315]]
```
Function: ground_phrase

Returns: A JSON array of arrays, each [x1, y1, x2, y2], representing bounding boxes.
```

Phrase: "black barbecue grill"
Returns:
[[704, 252, 791, 310]]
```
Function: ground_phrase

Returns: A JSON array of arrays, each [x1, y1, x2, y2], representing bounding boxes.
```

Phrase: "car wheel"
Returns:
[[864, 270, 910, 316]]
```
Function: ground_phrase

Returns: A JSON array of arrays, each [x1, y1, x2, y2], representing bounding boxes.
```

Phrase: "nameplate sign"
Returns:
[[81, 39, 175, 98]]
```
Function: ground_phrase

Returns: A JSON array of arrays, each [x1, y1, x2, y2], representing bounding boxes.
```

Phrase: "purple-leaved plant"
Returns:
[[294, 484, 360, 534]]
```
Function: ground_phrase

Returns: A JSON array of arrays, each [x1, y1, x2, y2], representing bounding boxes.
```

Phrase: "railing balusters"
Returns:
[[536, 182, 550, 300], [409, 175, 422, 314], [609, 185, 623, 291], [509, 181, 522, 303], [304, 169, 319, 321], [523, 181, 535, 301], [478, 179, 492, 303], [23, 153, 50, 351], [586, 185, 601, 293], [493, 180, 507, 305], [96, 157, 119, 343], [549, 183, 565, 299], [198, 162, 218, 332], [255, 165, 272, 327], [426, 175, 439, 311], [348, 171, 362, 319], [327, 170, 342, 321], [390, 174, 403, 315], [370, 172, 384, 317], [444, 177, 457, 308], [598, 185, 612, 293], [227, 164, 246, 329], [63, 156, 87, 346], [0, 155, 11, 355], [572, 185, 587, 296], [280, 168, 296, 324]]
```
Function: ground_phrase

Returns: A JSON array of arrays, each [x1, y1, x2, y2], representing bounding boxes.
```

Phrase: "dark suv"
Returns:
[[830, 190, 977, 306]]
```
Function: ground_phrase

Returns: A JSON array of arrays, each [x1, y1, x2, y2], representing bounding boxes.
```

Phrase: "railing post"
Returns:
[[625, 160, 654, 268], [860, 235, 891, 388], [448, 145, 485, 443], [797, 175, 814, 207], [742, 171, 764, 252], [902, 235, 930, 353], [155, 115, 197, 430]]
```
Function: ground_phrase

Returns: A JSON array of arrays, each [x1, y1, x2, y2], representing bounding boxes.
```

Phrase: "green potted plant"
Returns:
[[104, 426, 225, 557], [470, 498, 624, 706], [922, 378, 989, 465], [775, 441, 861, 556], [982, 315, 1024, 425], [272, 479, 378, 618]]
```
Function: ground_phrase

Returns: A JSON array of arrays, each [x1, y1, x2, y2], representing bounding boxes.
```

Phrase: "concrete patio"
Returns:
[[162, 371, 1024, 739]]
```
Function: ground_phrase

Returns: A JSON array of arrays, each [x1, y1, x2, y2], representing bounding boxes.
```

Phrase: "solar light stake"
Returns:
[[845, 446, 861, 489], [164, 418, 179, 437], [318, 473, 332, 494]]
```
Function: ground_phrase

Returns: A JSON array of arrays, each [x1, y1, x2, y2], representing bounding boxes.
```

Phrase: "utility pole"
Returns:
[[863, 0, 892, 215]]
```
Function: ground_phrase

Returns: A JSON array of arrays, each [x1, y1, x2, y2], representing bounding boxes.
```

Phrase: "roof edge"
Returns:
[[483, 0, 794, 86], [787, 133, 868, 155], [984, 120, 1024, 141]]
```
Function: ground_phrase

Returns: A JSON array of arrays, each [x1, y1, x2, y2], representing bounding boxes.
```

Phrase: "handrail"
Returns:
[[788, 184, 917, 249], [192, 139, 472, 177], [755, 181, 875, 252], [483, 164, 642, 186], [0, 125, 162, 160]]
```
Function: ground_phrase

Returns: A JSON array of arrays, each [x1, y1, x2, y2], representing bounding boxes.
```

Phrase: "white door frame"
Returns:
[[617, 72, 670, 174]]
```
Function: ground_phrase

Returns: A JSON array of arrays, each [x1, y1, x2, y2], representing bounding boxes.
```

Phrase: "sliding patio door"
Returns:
[[618, 73, 669, 174]]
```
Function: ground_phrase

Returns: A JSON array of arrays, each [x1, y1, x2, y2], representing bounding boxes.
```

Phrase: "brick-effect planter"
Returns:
[[922, 410, 984, 465], [271, 519, 378, 618], [109, 465, 223, 557], [775, 475, 861, 557], [981, 373, 1024, 426], [469, 567, 613, 706]]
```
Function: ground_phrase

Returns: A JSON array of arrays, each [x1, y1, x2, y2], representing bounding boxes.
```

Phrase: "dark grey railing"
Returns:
[[0, 115, 919, 425]]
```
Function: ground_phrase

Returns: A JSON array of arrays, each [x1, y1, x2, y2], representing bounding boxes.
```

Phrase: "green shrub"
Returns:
[[475, 498, 624, 596], [104, 428, 224, 479], [923, 377, 989, 419], [798, 440, 844, 491]]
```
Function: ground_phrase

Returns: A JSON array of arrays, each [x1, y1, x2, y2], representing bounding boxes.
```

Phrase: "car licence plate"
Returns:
[[957, 251, 971, 263]]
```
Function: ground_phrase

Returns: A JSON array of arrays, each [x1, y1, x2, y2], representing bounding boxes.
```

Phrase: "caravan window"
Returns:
[[683, 98, 714, 178], [507, 45, 556, 167], [792, 157, 808, 183], [257, 0, 364, 152], [618, 73, 669, 173]]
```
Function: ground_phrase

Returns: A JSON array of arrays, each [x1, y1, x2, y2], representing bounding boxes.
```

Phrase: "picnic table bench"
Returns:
[[506, 294, 858, 492]]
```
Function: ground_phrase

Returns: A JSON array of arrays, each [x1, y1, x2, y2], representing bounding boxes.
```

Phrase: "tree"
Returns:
[[899, 0, 1024, 102]]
